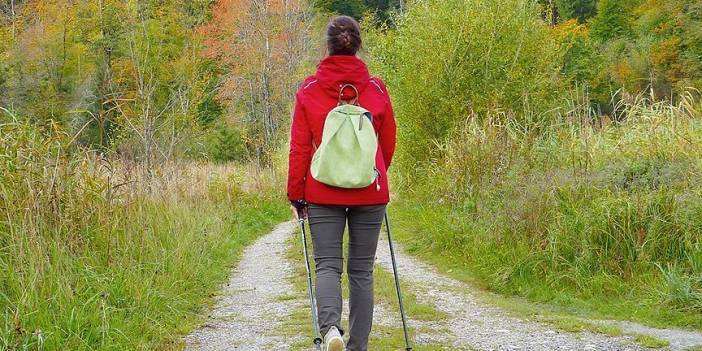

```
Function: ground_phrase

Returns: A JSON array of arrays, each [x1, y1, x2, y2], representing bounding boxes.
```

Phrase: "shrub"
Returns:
[[392, 96, 702, 327], [367, 0, 563, 178]]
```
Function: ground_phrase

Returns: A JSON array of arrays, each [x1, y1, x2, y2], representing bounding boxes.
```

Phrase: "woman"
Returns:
[[287, 15, 397, 351]]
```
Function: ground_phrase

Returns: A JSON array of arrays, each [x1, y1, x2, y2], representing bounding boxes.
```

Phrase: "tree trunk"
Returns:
[[11, 0, 15, 39]]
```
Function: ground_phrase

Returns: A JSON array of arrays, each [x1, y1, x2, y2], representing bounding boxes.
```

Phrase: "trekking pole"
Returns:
[[297, 210, 323, 351], [384, 210, 412, 351]]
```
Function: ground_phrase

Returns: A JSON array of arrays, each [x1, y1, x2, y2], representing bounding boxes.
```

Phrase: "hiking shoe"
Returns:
[[324, 326, 344, 351]]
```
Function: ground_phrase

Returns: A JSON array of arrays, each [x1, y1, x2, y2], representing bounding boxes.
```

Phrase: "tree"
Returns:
[[555, 0, 597, 23], [202, 0, 316, 165], [537, 0, 559, 26], [315, 0, 403, 23], [363, 0, 403, 23], [315, 0, 368, 19], [83, 0, 127, 148], [632, 0, 702, 99], [589, 0, 638, 41], [0, 0, 214, 162], [369, 0, 563, 174]]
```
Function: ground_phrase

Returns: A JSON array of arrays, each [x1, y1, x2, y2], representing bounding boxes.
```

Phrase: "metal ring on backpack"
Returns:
[[338, 84, 360, 106]]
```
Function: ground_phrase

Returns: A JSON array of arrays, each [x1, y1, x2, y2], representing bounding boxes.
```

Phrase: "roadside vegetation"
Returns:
[[1, 1, 305, 348], [366, 0, 702, 330], [0, 119, 288, 349]]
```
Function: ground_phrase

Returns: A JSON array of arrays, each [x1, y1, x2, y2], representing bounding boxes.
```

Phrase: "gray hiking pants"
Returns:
[[307, 203, 386, 351]]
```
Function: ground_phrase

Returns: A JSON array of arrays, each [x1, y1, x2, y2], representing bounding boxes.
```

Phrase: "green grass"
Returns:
[[390, 158, 695, 349], [400, 241, 677, 349], [373, 264, 448, 322], [1, 193, 288, 350], [478, 291, 624, 337], [634, 334, 670, 348], [389, 195, 702, 330], [385, 100, 702, 332], [0, 123, 289, 350]]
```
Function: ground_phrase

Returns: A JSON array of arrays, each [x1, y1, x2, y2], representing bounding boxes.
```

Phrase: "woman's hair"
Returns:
[[326, 16, 362, 56]]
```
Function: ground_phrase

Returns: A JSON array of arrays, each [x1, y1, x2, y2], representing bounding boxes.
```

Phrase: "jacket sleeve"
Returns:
[[377, 79, 397, 170], [287, 89, 312, 201]]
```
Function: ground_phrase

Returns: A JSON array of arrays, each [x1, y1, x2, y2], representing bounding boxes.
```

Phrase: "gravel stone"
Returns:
[[184, 221, 304, 350], [604, 320, 702, 350]]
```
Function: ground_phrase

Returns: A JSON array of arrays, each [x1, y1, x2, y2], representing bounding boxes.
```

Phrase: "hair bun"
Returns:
[[339, 32, 351, 47], [326, 16, 362, 55]]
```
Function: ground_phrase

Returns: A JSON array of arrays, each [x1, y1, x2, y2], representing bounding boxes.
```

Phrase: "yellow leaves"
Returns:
[[0, 27, 10, 53], [651, 36, 691, 87], [553, 19, 588, 39], [613, 61, 635, 86], [552, 19, 589, 51], [651, 36, 681, 69]]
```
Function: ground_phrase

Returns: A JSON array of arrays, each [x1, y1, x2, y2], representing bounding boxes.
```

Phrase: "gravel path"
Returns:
[[184, 221, 304, 350], [607, 320, 702, 350], [185, 221, 702, 350]]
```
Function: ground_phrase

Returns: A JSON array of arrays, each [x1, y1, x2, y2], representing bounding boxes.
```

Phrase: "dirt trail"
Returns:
[[185, 221, 702, 350], [184, 221, 304, 350]]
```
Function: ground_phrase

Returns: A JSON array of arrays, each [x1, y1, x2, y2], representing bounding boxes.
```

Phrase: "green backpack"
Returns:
[[311, 84, 379, 189]]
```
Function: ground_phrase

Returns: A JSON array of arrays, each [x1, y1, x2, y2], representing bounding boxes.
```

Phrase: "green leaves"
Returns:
[[555, 0, 597, 23], [315, 0, 403, 21], [589, 0, 638, 41], [368, 0, 563, 174]]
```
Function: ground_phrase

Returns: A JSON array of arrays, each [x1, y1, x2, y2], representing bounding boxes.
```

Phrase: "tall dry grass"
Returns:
[[0, 116, 288, 350], [391, 91, 702, 328]]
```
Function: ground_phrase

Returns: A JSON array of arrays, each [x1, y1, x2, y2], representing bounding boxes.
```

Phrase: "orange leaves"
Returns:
[[613, 61, 634, 86], [194, 0, 314, 162], [199, 0, 308, 60], [651, 36, 681, 69], [198, 0, 313, 102], [652, 36, 687, 86], [199, 0, 247, 59]]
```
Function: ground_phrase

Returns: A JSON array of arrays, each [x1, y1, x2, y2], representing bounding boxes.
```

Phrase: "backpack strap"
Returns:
[[338, 84, 359, 106]]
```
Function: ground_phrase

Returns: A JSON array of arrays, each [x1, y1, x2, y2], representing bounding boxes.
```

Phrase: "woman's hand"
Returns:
[[291, 205, 308, 221], [290, 200, 308, 221]]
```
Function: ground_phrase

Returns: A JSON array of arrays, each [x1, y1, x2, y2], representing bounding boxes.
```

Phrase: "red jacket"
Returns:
[[287, 55, 397, 205]]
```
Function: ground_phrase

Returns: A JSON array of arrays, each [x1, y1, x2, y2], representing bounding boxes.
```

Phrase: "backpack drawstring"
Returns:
[[374, 167, 381, 191]]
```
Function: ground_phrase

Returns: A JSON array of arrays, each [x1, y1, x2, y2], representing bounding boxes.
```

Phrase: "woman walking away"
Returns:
[[287, 15, 397, 351]]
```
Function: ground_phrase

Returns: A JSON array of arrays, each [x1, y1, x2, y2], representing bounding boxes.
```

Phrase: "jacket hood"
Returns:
[[314, 55, 370, 101]]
